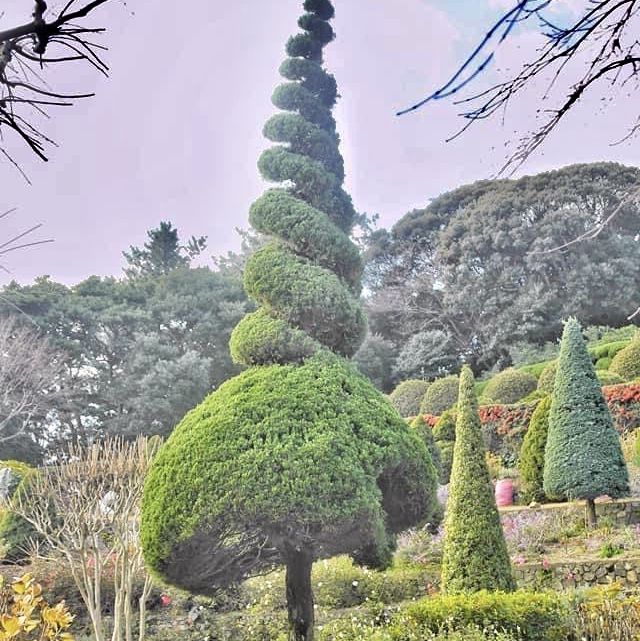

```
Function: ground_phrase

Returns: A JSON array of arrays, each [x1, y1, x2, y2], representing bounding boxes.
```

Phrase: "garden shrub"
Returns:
[[574, 584, 640, 641], [596, 370, 624, 386], [420, 375, 458, 415], [544, 319, 629, 523], [537, 361, 557, 393], [483, 368, 537, 404], [519, 360, 554, 379], [605, 383, 640, 435], [411, 415, 443, 484], [432, 411, 456, 483], [518, 396, 552, 503], [395, 590, 573, 641], [589, 339, 632, 363], [610, 335, 640, 381], [440, 367, 515, 593], [389, 380, 429, 418]]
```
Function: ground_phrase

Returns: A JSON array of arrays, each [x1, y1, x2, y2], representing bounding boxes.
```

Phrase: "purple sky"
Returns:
[[2, 0, 639, 284]]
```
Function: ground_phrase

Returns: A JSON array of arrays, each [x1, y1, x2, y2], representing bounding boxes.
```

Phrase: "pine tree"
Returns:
[[543, 318, 629, 527], [141, 3, 439, 640], [441, 366, 515, 594]]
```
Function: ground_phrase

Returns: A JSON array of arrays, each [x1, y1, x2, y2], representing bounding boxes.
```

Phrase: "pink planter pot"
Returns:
[[495, 479, 514, 507]]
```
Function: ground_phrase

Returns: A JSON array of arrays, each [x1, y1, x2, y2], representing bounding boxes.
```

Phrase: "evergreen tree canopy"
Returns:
[[543, 319, 629, 504], [365, 163, 640, 373], [441, 366, 515, 594]]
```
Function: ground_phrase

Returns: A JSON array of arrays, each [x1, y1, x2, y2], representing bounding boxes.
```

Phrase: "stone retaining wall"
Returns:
[[515, 556, 640, 590]]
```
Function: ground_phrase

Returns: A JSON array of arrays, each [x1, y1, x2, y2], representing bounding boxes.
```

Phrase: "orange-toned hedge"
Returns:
[[604, 382, 640, 435]]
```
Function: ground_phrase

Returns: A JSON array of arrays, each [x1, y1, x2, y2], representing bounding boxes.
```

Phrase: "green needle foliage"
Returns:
[[141, 3, 438, 640], [441, 366, 515, 594], [518, 396, 552, 504], [411, 415, 443, 484], [543, 319, 629, 525]]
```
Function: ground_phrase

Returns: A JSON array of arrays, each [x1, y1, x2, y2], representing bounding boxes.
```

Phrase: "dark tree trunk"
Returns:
[[585, 498, 598, 529], [284, 545, 315, 641]]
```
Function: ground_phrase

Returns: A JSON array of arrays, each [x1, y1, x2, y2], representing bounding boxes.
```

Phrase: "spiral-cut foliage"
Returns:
[[230, 0, 366, 366]]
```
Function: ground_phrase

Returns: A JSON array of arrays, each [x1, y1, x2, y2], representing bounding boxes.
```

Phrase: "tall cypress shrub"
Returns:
[[141, 3, 439, 640], [543, 318, 629, 527], [441, 366, 515, 594], [518, 396, 552, 504]]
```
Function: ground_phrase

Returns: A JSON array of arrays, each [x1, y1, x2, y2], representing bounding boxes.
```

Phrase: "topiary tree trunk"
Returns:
[[543, 318, 629, 528], [441, 366, 515, 594], [284, 544, 315, 641]]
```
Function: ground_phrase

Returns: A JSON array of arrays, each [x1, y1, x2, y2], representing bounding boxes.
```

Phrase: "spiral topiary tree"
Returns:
[[543, 318, 629, 527], [140, 3, 439, 640], [441, 366, 515, 594]]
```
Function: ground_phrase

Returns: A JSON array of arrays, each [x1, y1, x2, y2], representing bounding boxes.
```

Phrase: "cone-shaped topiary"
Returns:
[[441, 366, 515, 594], [543, 319, 629, 527], [141, 4, 439, 640], [609, 334, 640, 382], [483, 368, 537, 404], [389, 379, 430, 418], [518, 396, 552, 504], [411, 415, 443, 484]]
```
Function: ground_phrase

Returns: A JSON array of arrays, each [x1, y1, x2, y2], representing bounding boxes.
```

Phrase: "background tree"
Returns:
[[543, 319, 629, 527], [441, 366, 515, 594], [0, 316, 63, 459], [365, 163, 640, 374], [398, 1, 640, 174], [351, 333, 396, 392], [0, 0, 121, 170], [141, 3, 440, 640]]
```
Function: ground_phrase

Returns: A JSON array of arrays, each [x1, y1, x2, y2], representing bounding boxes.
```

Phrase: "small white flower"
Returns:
[[352, 580, 359, 587]]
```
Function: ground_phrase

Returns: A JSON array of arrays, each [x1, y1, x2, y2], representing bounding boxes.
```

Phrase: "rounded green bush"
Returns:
[[420, 376, 459, 415], [610, 335, 640, 381], [483, 368, 537, 404], [596, 370, 625, 386], [518, 396, 552, 503], [537, 361, 558, 393], [411, 415, 444, 484], [432, 410, 457, 484], [388, 380, 429, 418], [141, 353, 439, 595]]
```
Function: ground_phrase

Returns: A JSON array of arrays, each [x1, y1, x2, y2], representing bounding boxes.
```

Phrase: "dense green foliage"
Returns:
[[537, 361, 558, 393], [483, 367, 537, 404], [518, 396, 552, 503], [388, 380, 429, 417], [441, 367, 515, 593], [411, 415, 444, 484], [543, 319, 629, 501], [596, 370, 625, 386], [351, 333, 396, 392], [393, 330, 459, 381], [610, 335, 640, 381], [432, 411, 456, 483], [420, 375, 459, 415], [141, 354, 439, 592], [365, 163, 640, 373]]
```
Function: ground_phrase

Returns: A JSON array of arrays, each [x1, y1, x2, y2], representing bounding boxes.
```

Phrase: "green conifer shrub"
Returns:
[[141, 3, 439, 640], [543, 319, 629, 527], [411, 415, 444, 484], [389, 380, 429, 418], [440, 367, 515, 593], [421, 376, 459, 415], [597, 370, 624, 386], [432, 411, 456, 483], [483, 368, 537, 404], [518, 396, 552, 503], [610, 335, 640, 382], [537, 361, 558, 393]]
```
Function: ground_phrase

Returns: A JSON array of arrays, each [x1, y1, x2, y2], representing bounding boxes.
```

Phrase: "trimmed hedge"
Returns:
[[518, 396, 552, 503], [484, 368, 537, 404], [433, 411, 456, 483], [610, 336, 640, 381], [411, 415, 443, 484], [389, 380, 429, 418], [420, 376, 458, 415], [537, 361, 557, 393]]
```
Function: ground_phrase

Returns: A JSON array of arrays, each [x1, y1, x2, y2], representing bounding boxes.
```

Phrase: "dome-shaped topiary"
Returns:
[[141, 354, 439, 591], [389, 379, 429, 418], [421, 376, 459, 415], [596, 370, 625, 386], [483, 368, 537, 404], [609, 335, 640, 382], [440, 367, 515, 594], [518, 396, 552, 504], [544, 319, 629, 527], [432, 411, 456, 484], [537, 361, 558, 393]]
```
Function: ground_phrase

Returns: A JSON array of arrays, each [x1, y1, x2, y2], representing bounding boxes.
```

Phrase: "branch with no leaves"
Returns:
[[0, 0, 118, 176]]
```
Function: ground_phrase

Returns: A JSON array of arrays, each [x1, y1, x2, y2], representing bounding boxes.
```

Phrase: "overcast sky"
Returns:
[[2, 0, 639, 284]]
